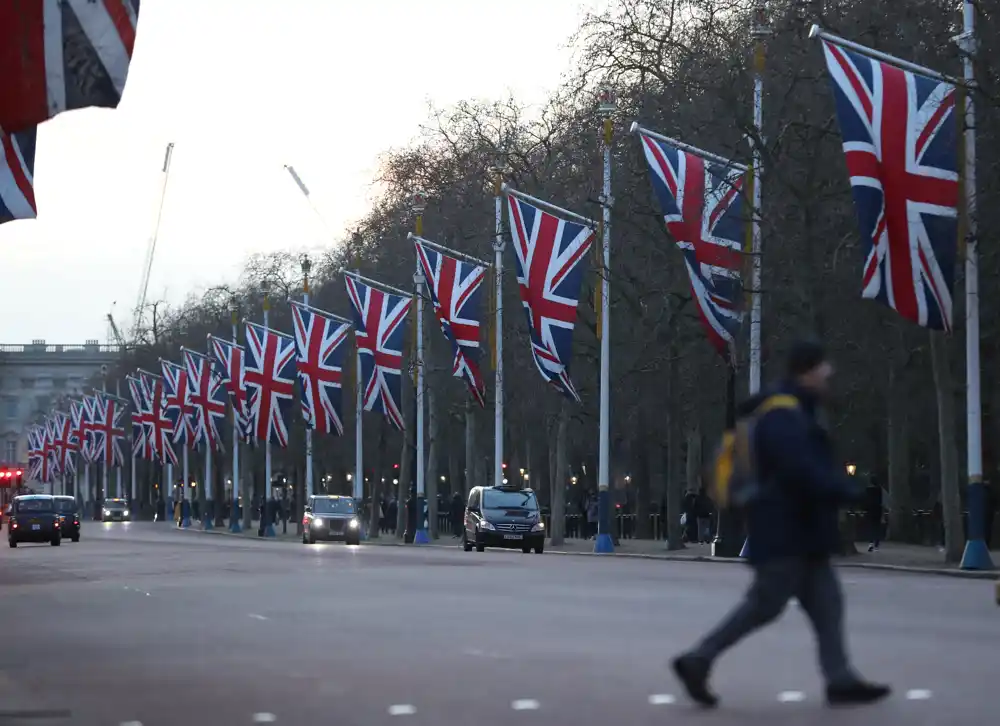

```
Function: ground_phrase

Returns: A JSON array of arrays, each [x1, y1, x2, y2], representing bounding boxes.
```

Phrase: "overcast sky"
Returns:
[[0, 0, 601, 344]]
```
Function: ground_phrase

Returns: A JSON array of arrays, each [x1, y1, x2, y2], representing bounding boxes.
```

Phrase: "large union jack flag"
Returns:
[[506, 192, 594, 401], [637, 129, 746, 358], [0, 0, 141, 134], [345, 276, 412, 431], [161, 359, 196, 448], [140, 370, 176, 466], [91, 394, 125, 467], [127, 375, 153, 460], [290, 302, 351, 436], [820, 39, 958, 330], [41, 418, 58, 483], [414, 240, 488, 407], [210, 335, 252, 444], [70, 398, 91, 463], [0, 126, 36, 225], [183, 348, 226, 451], [51, 411, 75, 478], [27, 425, 44, 481], [244, 322, 296, 447]]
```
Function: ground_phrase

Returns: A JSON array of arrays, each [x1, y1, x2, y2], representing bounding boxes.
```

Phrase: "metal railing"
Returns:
[[0, 344, 124, 354]]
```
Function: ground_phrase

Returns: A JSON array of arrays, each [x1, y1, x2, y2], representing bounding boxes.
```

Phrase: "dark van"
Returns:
[[8, 495, 62, 547], [53, 496, 81, 542]]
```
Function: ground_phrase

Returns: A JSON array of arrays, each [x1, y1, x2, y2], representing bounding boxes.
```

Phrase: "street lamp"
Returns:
[[346, 473, 353, 482], [300, 254, 312, 292], [846, 463, 857, 477]]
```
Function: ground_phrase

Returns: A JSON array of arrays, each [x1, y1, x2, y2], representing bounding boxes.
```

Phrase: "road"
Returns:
[[0, 523, 994, 725]]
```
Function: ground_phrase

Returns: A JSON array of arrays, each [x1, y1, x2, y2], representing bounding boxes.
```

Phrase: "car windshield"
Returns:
[[312, 498, 355, 515], [54, 499, 77, 513], [16, 499, 53, 513], [482, 490, 539, 511], [105, 500, 126, 509]]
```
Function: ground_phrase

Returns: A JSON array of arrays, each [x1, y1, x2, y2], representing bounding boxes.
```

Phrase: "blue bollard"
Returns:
[[739, 537, 750, 558], [413, 495, 430, 544], [229, 501, 241, 533], [594, 489, 615, 554], [960, 482, 995, 570]]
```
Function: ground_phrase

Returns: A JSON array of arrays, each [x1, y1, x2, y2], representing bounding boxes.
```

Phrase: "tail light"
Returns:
[[74, 519, 79, 525], [302, 517, 308, 526], [54, 521, 59, 528]]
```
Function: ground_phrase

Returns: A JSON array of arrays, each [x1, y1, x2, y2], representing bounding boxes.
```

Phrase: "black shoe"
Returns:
[[826, 681, 891, 706], [671, 654, 718, 708]]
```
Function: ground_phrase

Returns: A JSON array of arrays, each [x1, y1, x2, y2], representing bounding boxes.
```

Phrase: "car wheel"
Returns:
[[51, 536, 61, 547], [522, 546, 532, 554], [534, 545, 544, 554], [302, 534, 308, 544], [8, 540, 16, 548], [72, 536, 80, 543], [462, 534, 472, 552], [476, 544, 485, 552], [346, 537, 360, 546]]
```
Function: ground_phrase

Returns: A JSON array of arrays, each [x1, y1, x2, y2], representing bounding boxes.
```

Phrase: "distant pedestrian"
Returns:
[[450, 493, 464, 538], [864, 477, 882, 552], [695, 487, 713, 544], [672, 339, 890, 708], [586, 495, 598, 539]]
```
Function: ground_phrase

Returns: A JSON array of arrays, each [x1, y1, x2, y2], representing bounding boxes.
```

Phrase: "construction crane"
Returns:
[[108, 142, 174, 350]]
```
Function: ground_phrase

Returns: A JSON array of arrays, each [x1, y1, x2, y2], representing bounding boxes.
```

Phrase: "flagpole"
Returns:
[[101, 368, 109, 504], [262, 282, 276, 537], [492, 162, 504, 490], [354, 342, 363, 504], [956, 1, 992, 570], [229, 301, 242, 533], [302, 256, 314, 504], [595, 89, 615, 554], [115, 379, 122, 501], [412, 190, 429, 544], [748, 2, 769, 396]]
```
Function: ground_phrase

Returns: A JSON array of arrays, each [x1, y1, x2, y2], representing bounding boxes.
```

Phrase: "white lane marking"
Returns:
[[511, 699, 540, 711], [120, 722, 143, 726], [388, 704, 416, 716], [248, 613, 268, 620], [648, 694, 676, 705], [906, 689, 933, 700], [777, 691, 806, 703], [252, 713, 276, 723]]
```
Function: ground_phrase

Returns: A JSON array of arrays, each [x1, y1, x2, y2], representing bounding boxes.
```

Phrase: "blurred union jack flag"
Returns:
[[183, 349, 227, 451], [244, 322, 296, 447], [209, 335, 252, 444], [637, 128, 746, 358], [0, 0, 141, 134], [140, 370, 176, 466], [69, 398, 91, 463], [161, 359, 196, 449], [506, 191, 593, 402], [91, 394, 125, 467], [0, 127, 36, 225], [820, 39, 958, 330], [290, 301, 351, 436], [345, 276, 411, 431], [414, 239, 488, 407], [127, 375, 153, 460], [42, 417, 58, 482], [27, 425, 44, 481], [51, 411, 75, 478]]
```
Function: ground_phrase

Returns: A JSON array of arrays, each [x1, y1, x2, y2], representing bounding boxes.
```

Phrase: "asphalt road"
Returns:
[[0, 522, 995, 726]]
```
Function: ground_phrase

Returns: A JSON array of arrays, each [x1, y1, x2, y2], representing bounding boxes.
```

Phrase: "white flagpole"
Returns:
[[130, 448, 136, 502], [82, 462, 90, 513], [493, 166, 504, 489], [957, 1, 992, 570], [203, 439, 212, 529], [412, 191, 429, 544], [595, 89, 615, 554], [748, 3, 769, 395], [229, 306, 242, 533], [262, 284, 275, 537], [302, 256, 314, 502], [101, 376, 109, 501], [354, 344, 363, 503], [181, 446, 190, 527], [165, 461, 173, 522]]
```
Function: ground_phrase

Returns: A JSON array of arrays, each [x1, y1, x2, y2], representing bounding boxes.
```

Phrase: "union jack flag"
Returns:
[[91, 394, 125, 467], [127, 375, 154, 460], [27, 425, 43, 480], [638, 129, 746, 358], [51, 412, 75, 478], [345, 276, 412, 431], [161, 359, 196, 448], [506, 192, 594, 401], [42, 418, 57, 482], [0, 0, 141, 134], [820, 39, 958, 330], [414, 240, 488, 407], [0, 126, 36, 225], [210, 335, 252, 443], [140, 370, 176, 466], [69, 398, 89, 463], [290, 302, 351, 436], [183, 348, 226, 451], [83, 394, 101, 461], [244, 322, 296, 447]]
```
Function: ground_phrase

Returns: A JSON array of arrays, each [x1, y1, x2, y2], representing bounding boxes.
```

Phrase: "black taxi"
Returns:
[[8, 495, 62, 547], [463, 485, 545, 554], [53, 496, 82, 542], [302, 495, 361, 545]]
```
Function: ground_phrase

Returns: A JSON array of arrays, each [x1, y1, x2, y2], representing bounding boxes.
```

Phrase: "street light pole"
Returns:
[[229, 298, 242, 533], [412, 190, 430, 545], [301, 255, 313, 504], [262, 279, 276, 537], [492, 160, 505, 490]]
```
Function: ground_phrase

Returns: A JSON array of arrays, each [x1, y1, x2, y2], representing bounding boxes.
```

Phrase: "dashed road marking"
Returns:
[[388, 704, 416, 716], [120, 722, 143, 726], [906, 689, 933, 700], [511, 699, 540, 711], [252, 713, 276, 723], [248, 613, 268, 620], [777, 691, 806, 703], [648, 694, 676, 705]]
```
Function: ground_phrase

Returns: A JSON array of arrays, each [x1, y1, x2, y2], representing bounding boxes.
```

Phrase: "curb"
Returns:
[[178, 527, 999, 580]]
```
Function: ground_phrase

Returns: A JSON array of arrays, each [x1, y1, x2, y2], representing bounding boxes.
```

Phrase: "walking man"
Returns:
[[671, 339, 890, 707]]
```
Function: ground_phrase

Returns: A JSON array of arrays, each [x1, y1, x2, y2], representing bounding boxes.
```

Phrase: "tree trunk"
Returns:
[[887, 365, 913, 541], [448, 434, 461, 499], [635, 431, 652, 539], [426, 385, 439, 538], [368, 424, 386, 539], [241, 442, 253, 531], [665, 341, 684, 550], [549, 400, 569, 545], [930, 331, 964, 563], [396, 375, 415, 537], [464, 400, 475, 492], [685, 425, 702, 493]]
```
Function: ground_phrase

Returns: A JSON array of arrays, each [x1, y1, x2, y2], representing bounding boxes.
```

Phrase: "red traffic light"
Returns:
[[502, 462, 507, 469]]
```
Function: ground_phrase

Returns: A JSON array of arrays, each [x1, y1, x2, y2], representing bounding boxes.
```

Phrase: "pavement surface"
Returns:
[[0, 522, 996, 725]]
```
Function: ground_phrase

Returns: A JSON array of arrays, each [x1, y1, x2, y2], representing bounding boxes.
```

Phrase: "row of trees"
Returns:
[[105, 1, 1000, 559]]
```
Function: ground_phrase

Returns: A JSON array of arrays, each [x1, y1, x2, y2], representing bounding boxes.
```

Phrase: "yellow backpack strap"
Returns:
[[756, 394, 799, 416]]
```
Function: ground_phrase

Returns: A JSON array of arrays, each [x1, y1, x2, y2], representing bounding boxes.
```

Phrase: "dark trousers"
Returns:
[[691, 557, 854, 685], [867, 513, 881, 546]]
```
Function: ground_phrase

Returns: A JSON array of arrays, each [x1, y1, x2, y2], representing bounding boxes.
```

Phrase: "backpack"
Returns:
[[711, 394, 799, 509]]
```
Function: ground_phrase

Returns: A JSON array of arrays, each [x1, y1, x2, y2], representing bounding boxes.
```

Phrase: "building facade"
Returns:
[[0, 340, 123, 479]]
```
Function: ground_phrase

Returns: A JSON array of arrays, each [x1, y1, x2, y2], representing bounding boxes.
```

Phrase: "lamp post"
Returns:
[[261, 279, 276, 537], [412, 189, 430, 544], [301, 254, 313, 537], [229, 296, 242, 533]]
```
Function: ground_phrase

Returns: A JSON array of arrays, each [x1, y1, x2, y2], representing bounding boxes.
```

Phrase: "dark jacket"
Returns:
[[745, 382, 859, 564]]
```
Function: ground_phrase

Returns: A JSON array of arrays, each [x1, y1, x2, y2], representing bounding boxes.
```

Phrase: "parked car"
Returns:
[[8, 495, 61, 547]]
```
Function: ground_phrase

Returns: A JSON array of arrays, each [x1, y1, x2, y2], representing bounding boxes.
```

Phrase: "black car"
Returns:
[[8, 495, 62, 547], [53, 496, 81, 542], [101, 499, 130, 522], [303, 495, 361, 545], [463, 486, 545, 554]]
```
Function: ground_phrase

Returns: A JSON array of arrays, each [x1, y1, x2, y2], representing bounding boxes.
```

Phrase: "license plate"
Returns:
[[31, 524, 40, 531], [503, 534, 522, 540]]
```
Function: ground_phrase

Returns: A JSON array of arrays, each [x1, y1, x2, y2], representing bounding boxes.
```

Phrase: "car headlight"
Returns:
[[479, 520, 496, 531], [312, 518, 324, 527], [103, 509, 110, 516], [531, 522, 545, 532], [348, 518, 359, 529], [124, 510, 130, 517]]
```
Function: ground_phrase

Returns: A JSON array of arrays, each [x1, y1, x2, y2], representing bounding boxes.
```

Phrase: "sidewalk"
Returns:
[[183, 522, 999, 580]]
